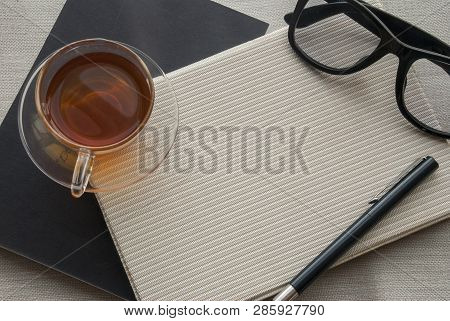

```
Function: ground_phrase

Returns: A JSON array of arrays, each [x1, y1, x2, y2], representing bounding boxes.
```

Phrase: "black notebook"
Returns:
[[0, 0, 268, 300]]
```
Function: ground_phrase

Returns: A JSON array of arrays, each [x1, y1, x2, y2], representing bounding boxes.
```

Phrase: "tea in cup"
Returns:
[[35, 38, 155, 197]]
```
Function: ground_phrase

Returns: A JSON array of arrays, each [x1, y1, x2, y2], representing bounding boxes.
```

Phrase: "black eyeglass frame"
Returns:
[[286, 0, 450, 139]]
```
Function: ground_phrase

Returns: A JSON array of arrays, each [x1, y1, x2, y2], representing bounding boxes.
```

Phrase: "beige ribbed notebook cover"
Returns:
[[97, 28, 449, 300]]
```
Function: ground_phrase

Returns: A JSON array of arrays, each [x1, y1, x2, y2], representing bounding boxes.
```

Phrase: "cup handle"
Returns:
[[71, 148, 95, 198]]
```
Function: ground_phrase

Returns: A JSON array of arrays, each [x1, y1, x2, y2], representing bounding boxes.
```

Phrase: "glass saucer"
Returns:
[[18, 43, 178, 194]]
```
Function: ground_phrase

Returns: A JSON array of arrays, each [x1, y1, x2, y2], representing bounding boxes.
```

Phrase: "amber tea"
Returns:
[[37, 41, 154, 149], [29, 39, 164, 198]]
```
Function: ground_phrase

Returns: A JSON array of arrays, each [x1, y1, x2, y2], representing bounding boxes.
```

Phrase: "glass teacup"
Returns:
[[19, 39, 178, 197]]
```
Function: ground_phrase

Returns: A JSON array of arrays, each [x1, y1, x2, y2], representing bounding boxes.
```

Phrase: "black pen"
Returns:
[[273, 156, 439, 301]]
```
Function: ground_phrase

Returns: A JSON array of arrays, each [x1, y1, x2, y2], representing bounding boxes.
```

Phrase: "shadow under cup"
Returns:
[[35, 39, 155, 198]]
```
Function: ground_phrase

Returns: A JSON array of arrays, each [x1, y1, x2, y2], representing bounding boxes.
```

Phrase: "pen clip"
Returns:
[[369, 157, 425, 204]]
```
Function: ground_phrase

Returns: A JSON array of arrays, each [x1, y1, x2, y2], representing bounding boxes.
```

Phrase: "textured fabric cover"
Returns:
[[96, 28, 449, 300], [0, 0, 449, 301]]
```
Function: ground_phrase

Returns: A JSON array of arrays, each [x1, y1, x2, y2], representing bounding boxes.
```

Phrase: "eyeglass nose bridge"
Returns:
[[387, 41, 413, 59], [393, 52, 434, 137]]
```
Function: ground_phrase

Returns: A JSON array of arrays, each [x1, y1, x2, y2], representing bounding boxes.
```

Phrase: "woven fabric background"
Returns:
[[0, 0, 448, 300]]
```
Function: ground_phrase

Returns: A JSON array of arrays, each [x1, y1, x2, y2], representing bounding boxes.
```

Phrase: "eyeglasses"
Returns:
[[285, 0, 450, 139]]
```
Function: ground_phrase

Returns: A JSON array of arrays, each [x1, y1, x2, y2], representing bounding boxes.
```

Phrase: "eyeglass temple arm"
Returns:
[[284, 2, 380, 36], [360, 2, 450, 58], [285, 2, 450, 59]]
